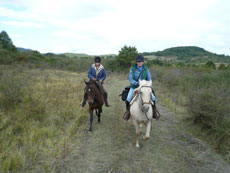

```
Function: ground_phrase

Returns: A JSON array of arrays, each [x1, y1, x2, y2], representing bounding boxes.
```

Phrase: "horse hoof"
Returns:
[[136, 144, 140, 148], [143, 136, 150, 141]]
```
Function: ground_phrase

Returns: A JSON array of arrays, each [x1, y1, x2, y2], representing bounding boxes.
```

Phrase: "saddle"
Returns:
[[119, 86, 130, 101]]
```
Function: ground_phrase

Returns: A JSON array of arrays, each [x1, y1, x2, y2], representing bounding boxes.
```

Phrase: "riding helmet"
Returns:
[[136, 55, 144, 62], [95, 56, 101, 63]]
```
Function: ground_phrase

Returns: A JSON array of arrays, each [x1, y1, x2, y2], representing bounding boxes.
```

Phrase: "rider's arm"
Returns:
[[102, 68, 106, 81], [128, 68, 139, 86], [146, 69, 152, 81], [88, 66, 95, 80]]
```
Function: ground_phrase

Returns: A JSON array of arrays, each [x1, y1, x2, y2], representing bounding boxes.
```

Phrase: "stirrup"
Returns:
[[153, 109, 160, 120], [105, 103, 110, 107]]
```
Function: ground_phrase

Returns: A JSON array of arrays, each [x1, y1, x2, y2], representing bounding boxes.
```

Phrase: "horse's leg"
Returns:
[[89, 109, 94, 131], [143, 121, 151, 141], [97, 109, 101, 123], [134, 121, 140, 148], [130, 116, 134, 126]]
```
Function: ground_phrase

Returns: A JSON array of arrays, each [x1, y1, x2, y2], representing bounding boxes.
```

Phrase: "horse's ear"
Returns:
[[85, 80, 89, 85], [149, 80, 152, 86], [139, 79, 142, 84]]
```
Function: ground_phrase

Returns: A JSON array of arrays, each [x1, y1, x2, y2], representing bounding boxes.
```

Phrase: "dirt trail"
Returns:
[[53, 80, 230, 173]]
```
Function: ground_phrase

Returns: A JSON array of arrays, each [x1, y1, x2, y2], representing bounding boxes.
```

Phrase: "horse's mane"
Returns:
[[138, 80, 152, 88], [87, 81, 102, 96]]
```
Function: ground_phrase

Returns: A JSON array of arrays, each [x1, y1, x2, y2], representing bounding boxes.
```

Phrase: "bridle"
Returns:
[[139, 86, 152, 106], [138, 85, 153, 121], [86, 84, 97, 102]]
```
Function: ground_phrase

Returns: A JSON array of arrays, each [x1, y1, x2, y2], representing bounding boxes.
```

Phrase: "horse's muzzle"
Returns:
[[142, 105, 150, 113], [88, 101, 94, 105]]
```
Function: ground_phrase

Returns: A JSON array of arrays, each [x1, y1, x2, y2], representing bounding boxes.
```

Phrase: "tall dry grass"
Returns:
[[0, 65, 88, 172]]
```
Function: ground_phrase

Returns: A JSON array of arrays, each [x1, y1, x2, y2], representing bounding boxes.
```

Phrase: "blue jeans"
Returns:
[[126, 88, 156, 102]]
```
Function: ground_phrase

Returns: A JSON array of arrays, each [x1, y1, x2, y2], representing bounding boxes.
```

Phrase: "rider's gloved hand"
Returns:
[[92, 78, 96, 81], [99, 79, 103, 83]]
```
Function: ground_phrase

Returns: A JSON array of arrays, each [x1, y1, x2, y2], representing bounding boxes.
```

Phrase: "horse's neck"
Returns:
[[92, 84, 102, 98], [131, 94, 142, 107]]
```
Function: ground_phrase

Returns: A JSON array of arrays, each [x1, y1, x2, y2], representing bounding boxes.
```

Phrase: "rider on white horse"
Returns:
[[123, 55, 157, 121]]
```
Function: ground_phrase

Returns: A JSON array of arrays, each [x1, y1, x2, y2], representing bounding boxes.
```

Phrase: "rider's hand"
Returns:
[[99, 79, 103, 83], [92, 78, 96, 81]]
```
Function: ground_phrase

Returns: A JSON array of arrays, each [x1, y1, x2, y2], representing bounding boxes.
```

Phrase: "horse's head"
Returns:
[[137, 80, 152, 113], [85, 81, 96, 105]]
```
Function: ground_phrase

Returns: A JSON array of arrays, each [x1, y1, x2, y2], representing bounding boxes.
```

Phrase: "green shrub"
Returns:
[[205, 61, 216, 69], [218, 63, 226, 70], [0, 49, 14, 64], [188, 85, 230, 150], [150, 65, 230, 160]]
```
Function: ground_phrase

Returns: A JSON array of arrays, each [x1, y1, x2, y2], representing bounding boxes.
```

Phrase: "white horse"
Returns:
[[130, 80, 154, 148]]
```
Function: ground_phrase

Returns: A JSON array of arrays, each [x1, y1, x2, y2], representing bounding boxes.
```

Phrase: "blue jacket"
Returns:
[[88, 64, 106, 84], [129, 64, 151, 88]]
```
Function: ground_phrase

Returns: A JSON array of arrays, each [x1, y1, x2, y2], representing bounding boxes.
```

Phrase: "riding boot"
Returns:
[[152, 101, 158, 120], [123, 101, 131, 121], [99, 84, 110, 107], [103, 92, 110, 107]]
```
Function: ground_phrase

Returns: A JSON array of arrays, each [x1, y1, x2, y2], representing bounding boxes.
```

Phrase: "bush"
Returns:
[[150, 65, 230, 158], [188, 85, 230, 150], [218, 63, 226, 70], [0, 49, 14, 64], [205, 61, 216, 69], [117, 45, 138, 69]]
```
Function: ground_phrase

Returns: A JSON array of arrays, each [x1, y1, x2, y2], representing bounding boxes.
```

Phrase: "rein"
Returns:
[[138, 85, 152, 120], [139, 86, 152, 106], [130, 85, 152, 106], [87, 84, 98, 102]]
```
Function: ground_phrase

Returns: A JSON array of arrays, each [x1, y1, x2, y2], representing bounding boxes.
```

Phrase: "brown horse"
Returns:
[[84, 80, 104, 131]]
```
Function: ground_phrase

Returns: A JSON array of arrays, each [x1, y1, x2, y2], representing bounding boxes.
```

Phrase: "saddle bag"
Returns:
[[120, 86, 130, 101]]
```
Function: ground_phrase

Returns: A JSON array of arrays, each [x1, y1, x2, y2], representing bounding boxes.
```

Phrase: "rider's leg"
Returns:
[[96, 82, 110, 107], [81, 87, 87, 107], [123, 88, 134, 121], [101, 85, 110, 107], [151, 92, 158, 119]]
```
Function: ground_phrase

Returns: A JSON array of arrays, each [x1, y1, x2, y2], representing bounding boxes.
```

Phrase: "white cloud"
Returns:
[[1, 21, 44, 28], [1, 0, 230, 55]]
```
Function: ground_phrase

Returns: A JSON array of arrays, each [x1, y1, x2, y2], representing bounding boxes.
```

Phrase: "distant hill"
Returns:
[[61, 53, 116, 58], [17, 47, 33, 52], [155, 46, 212, 57], [45, 52, 116, 59], [142, 46, 230, 63], [61, 53, 90, 58]]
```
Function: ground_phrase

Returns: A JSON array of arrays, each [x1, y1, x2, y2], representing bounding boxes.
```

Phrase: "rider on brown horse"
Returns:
[[81, 56, 110, 107]]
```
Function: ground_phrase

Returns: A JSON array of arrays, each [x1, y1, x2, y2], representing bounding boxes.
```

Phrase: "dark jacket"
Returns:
[[88, 64, 106, 84], [129, 64, 151, 88]]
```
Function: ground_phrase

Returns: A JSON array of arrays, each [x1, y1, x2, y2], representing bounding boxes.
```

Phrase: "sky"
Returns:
[[0, 0, 230, 55]]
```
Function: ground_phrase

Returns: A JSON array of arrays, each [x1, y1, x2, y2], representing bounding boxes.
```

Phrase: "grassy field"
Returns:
[[0, 65, 89, 172], [1, 64, 230, 172]]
